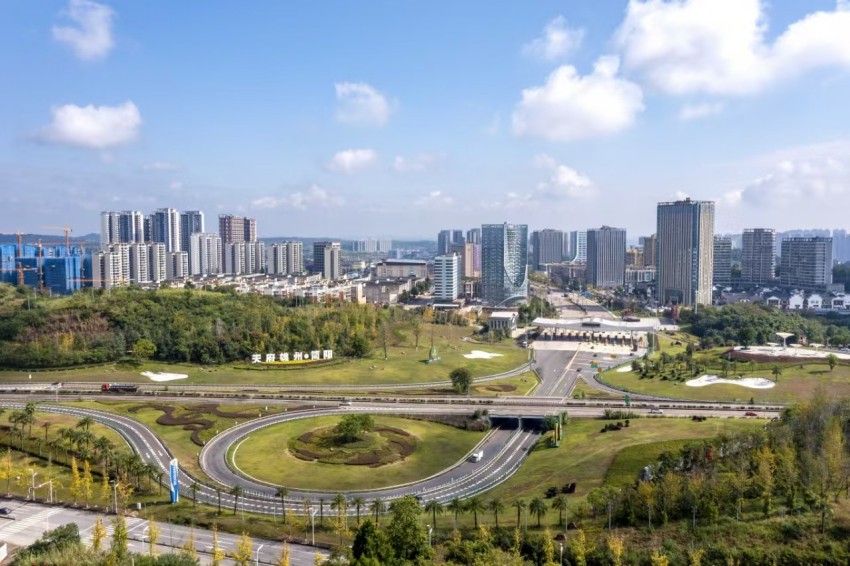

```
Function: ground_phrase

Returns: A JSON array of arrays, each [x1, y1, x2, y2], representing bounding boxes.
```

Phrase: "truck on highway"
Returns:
[[469, 450, 484, 463], [101, 383, 139, 393]]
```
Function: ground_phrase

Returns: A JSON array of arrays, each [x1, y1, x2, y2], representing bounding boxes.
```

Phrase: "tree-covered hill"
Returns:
[[0, 285, 380, 368]]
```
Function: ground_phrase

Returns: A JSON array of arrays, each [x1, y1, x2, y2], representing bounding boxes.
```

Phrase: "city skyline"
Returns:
[[2, 1, 850, 237]]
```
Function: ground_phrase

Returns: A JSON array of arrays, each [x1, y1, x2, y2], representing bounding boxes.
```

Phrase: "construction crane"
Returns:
[[40, 226, 73, 254], [0, 263, 39, 287]]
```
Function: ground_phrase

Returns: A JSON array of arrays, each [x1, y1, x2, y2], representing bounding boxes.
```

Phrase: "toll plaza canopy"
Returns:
[[532, 317, 661, 333]]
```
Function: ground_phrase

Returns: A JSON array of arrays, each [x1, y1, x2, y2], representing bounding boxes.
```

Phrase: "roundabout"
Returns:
[[229, 414, 487, 491]]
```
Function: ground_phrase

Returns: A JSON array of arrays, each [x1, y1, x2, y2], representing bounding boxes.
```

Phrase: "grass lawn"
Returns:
[[60, 400, 293, 482], [570, 380, 620, 400], [482, 417, 761, 509], [603, 438, 697, 488], [231, 415, 486, 491], [470, 372, 539, 396], [601, 361, 850, 403], [0, 325, 529, 387]]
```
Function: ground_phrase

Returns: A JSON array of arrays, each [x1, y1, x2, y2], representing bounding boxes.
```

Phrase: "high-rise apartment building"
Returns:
[[150, 208, 181, 252], [780, 237, 833, 289], [481, 223, 528, 305], [434, 254, 460, 301], [656, 199, 715, 306], [625, 247, 643, 267], [268, 242, 303, 276], [466, 228, 481, 245], [568, 231, 587, 263], [640, 234, 657, 268], [189, 233, 222, 276], [91, 244, 131, 289], [437, 230, 452, 255], [101, 211, 144, 246], [180, 211, 205, 254], [452, 230, 465, 246], [742, 228, 776, 285], [531, 229, 565, 270], [713, 236, 732, 288], [313, 241, 342, 280], [462, 242, 481, 278], [166, 251, 189, 281], [586, 227, 626, 288]]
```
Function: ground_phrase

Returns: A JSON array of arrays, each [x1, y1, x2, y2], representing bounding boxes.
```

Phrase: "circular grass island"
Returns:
[[230, 415, 487, 491]]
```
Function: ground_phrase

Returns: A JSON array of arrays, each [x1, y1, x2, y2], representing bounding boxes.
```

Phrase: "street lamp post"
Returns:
[[28, 470, 38, 501], [255, 543, 264, 566], [559, 542, 564, 565], [310, 508, 318, 546], [426, 524, 432, 547], [111, 480, 118, 514]]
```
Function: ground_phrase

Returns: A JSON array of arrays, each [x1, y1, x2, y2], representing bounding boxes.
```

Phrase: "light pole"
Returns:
[[559, 542, 564, 565], [255, 543, 264, 566], [310, 508, 318, 546], [111, 480, 118, 514], [426, 524, 432, 547]]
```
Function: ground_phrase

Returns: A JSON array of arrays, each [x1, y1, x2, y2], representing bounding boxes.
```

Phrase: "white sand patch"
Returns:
[[686, 375, 775, 389], [464, 350, 505, 360], [616, 365, 633, 373], [141, 371, 188, 382]]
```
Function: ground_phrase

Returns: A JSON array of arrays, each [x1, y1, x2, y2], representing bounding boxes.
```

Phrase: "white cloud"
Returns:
[[512, 56, 644, 141], [143, 161, 179, 171], [616, 0, 850, 96], [735, 156, 850, 206], [414, 190, 454, 208], [37, 101, 141, 149], [678, 102, 724, 121], [252, 185, 344, 210], [534, 154, 593, 199], [393, 153, 441, 173], [523, 16, 585, 61], [334, 82, 393, 126], [52, 0, 115, 61], [328, 149, 378, 173], [485, 192, 534, 211]]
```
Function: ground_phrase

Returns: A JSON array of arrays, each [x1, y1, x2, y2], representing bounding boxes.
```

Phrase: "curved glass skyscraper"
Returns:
[[481, 223, 528, 306]]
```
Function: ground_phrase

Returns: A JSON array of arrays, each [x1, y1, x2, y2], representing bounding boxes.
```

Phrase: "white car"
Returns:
[[649, 408, 663, 415]]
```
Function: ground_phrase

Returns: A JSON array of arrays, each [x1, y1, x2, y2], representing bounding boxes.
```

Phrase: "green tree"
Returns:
[[276, 486, 289, 524], [386, 496, 430, 563], [134, 338, 157, 361], [488, 497, 505, 528], [351, 495, 365, 526], [465, 496, 486, 529], [351, 520, 394, 564], [190, 481, 200, 508], [827, 353, 839, 371], [513, 499, 527, 530], [369, 497, 385, 526], [551, 495, 568, 527], [772, 365, 782, 382], [336, 414, 375, 443], [424, 499, 444, 530], [529, 496, 547, 528], [230, 484, 243, 516], [111, 515, 128, 561], [447, 496, 465, 528], [449, 367, 473, 394]]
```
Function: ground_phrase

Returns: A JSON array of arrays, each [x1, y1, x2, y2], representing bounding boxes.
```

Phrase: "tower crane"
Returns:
[[40, 225, 73, 254]]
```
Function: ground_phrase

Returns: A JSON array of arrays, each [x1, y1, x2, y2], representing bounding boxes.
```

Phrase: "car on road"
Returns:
[[0, 507, 12, 515], [649, 408, 663, 415], [339, 401, 352, 407], [744, 411, 758, 417]]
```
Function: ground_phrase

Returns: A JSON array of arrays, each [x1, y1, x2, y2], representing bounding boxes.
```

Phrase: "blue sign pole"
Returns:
[[169, 459, 179, 504]]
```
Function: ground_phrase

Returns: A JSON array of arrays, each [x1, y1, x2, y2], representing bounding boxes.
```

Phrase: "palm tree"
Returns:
[[351, 496, 366, 526], [513, 499, 527, 529], [488, 498, 505, 528], [230, 485, 243, 515], [551, 495, 568, 527], [424, 500, 444, 530], [529, 497, 547, 528], [24, 402, 37, 438], [447, 497, 465, 528], [466, 497, 486, 529], [771, 365, 782, 382], [191, 482, 200, 508], [215, 487, 222, 514], [369, 498, 385, 526], [42, 422, 53, 443], [319, 498, 325, 525], [275, 486, 289, 524], [331, 493, 348, 529]]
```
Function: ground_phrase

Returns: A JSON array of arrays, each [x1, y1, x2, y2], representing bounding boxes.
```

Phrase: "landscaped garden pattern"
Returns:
[[127, 403, 271, 446], [231, 415, 486, 491], [290, 424, 416, 467]]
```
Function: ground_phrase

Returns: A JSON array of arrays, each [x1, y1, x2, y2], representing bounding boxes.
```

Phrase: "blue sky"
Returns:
[[1, 0, 850, 239]]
